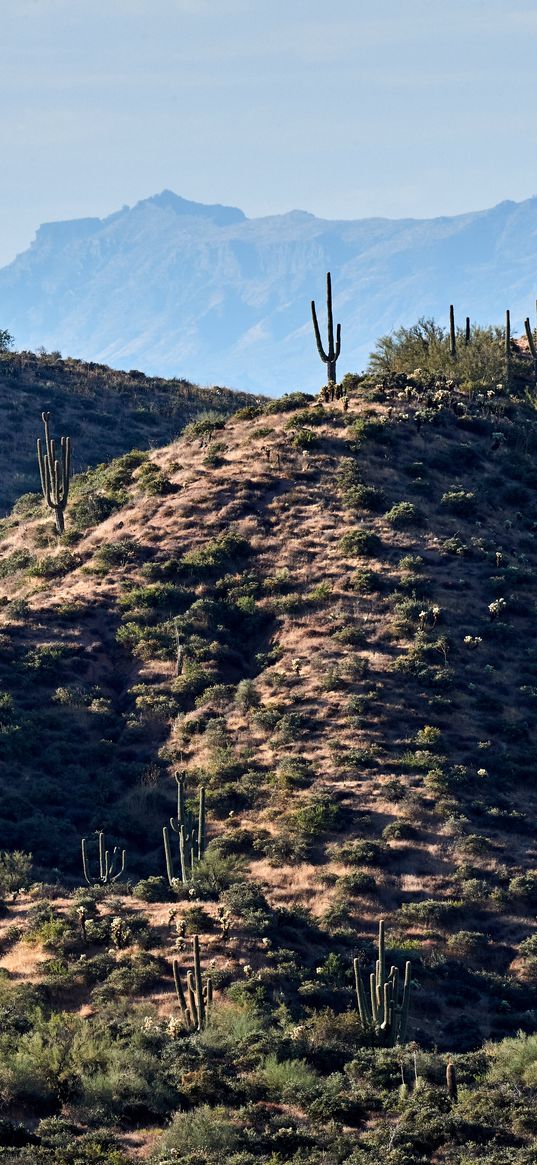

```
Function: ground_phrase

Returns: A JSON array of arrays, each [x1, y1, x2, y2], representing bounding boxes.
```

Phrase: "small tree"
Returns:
[[0, 329, 13, 352]]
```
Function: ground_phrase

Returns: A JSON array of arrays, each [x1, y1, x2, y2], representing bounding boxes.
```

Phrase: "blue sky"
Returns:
[[1, 0, 536, 265]]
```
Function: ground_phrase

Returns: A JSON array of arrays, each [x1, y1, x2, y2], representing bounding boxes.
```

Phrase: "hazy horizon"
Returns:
[[2, 0, 537, 265]]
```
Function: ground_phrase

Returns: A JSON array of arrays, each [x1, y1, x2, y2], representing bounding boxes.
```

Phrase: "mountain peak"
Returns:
[[137, 189, 246, 226]]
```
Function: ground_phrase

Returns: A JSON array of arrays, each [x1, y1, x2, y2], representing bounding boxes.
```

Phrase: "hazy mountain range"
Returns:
[[1, 189, 537, 395]]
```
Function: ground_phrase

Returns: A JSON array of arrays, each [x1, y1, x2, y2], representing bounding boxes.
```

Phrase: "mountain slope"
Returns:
[[0, 349, 258, 514], [2, 191, 537, 394], [1, 375, 537, 1052]]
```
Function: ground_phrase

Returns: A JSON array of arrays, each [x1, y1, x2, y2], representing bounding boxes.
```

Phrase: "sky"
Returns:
[[1, 0, 537, 266]]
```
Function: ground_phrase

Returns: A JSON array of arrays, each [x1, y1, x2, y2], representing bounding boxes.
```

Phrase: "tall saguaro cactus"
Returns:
[[505, 309, 512, 384], [449, 305, 457, 359], [353, 918, 412, 1045], [163, 773, 207, 886], [173, 935, 213, 1030], [311, 272, 341, 387], [81, 831, 126, 885], [525, 316, 537, 384], [37, 411, 71, 534]]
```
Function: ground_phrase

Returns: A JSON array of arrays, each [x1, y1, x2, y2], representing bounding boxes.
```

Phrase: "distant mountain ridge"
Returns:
[[2, 190, 537, 394]]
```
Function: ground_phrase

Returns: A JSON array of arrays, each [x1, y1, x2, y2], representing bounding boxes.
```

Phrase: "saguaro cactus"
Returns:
[[449, 305, 457, 359], [163, 773, 207, 886], [524, 316, 537, 384], [172, 934, 213, 1030], [353, 918, 412, 1045], [37, 411, 71, 534], [505, 309, 511, 383], [446, 1061, 458, 1102], [311, 272, 341, 387], [81, 831, 126, 885]]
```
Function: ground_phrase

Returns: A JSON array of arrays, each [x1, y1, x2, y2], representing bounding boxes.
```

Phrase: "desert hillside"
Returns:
[[0, 347, 257, 514], [1, 371, 537, 1161]]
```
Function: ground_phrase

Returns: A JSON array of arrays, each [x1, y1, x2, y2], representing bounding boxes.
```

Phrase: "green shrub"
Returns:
[[234, 679, 259, 712], [339, 529, 381, 557], [137, 463, 171, 495], [343, 483, 386, 512], [133, 876, 171, 903], [350, 568, 381, 593], [264, 391, 314, 414], [440, 489, 477, 516], [384, 501, 423, 528], [286, 796, 341, 839], [260, 1054, 318, 1100], [0, 550, 34, 578], [0, 851, 33, 895], [28, 551, 78, 579], [291, 427, 319, 450], [487, 1031, 537, 1085]]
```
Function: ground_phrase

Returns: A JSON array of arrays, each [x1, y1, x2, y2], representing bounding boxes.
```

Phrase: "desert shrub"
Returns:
[[188, 847, 244, 900], [274, 757, 314, 790], [487, 1031, 537, 1085], [369, 317, 506, 386], [287, 406, 325, 429], [183, 412, 227, 439], [343, 483, 386, 512], [264, 391, 314, 414], [133, 876, 171, 903], [440, 489, 477, 515], [71, 493, 121, 531], [0, 550, 34, 578], [157, 1104, 240, 1156], [400, 898, 465, 927], [337, 871, 378, 895], [260, 1054, 318, 1101], [382, 821, 415, 841], [234, 679, 259, 712], [350, 568, 381, 593], [339, 529, 381, 557], [28, 551, 78, 579], [291, 427, 319, 450], [203, 440, 228, 467], [285, 796, 341, 839], [336, 840, 386, 866], [92, 539, 141, 572], [350, 415, 395, 445], [180, 531, 250, 574], [137, 462, 171, 495], [0, 851, 33, 895], [415, 725, 443, 748], [508, 870, 537, 904], [384, 501, 423, 528], [234, 404, 262, 420], [446, 930, 488, 959]]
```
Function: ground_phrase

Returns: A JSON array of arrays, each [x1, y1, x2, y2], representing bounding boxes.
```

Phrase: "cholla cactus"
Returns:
[[489, 598, 507, 621]]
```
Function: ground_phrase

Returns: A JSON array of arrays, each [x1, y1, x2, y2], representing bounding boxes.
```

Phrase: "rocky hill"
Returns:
[[1, 368, 537, 1161], [3, 189, 537, 393], [0, 348, 258, 513]]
